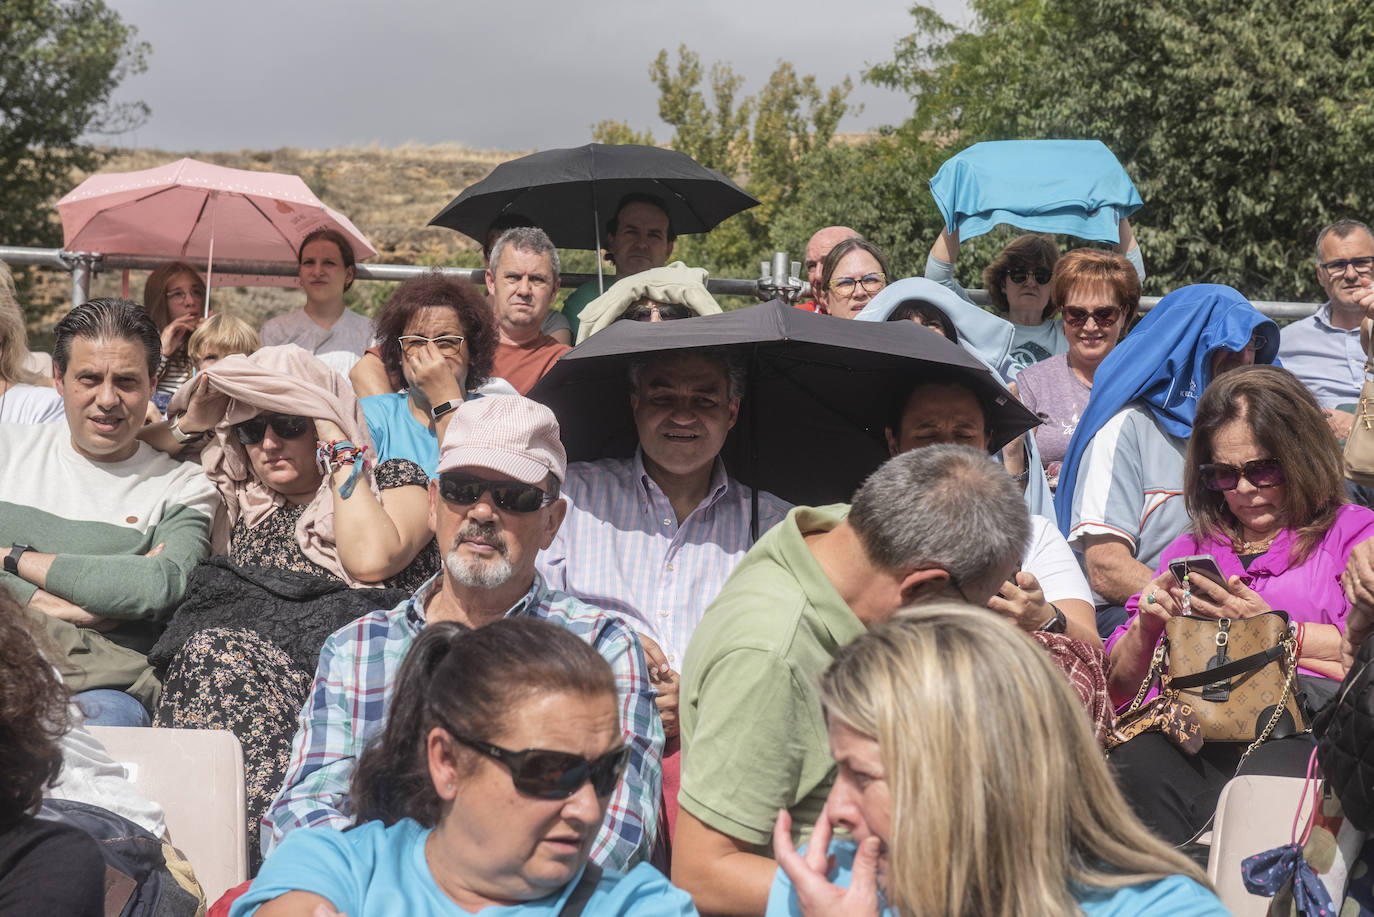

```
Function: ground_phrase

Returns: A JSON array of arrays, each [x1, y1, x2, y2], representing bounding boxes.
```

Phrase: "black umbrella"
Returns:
[[527, 300, 1041, 508], [429, 143, 759, 252]]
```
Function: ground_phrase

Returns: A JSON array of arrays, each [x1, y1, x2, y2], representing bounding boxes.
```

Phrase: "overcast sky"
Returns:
[[98, 0, 972, 152]]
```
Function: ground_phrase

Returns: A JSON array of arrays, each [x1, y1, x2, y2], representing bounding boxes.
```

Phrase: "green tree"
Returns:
[[0, 0, 150, 249], [869, 0, 1374, 301], [595, 46, 852, 277]]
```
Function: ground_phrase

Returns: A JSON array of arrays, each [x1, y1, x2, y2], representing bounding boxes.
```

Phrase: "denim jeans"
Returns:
[[74, 689, 151, 727]]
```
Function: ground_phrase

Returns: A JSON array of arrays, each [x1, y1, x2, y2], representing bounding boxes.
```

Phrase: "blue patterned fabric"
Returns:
[[1242, 842, 1338, 915]]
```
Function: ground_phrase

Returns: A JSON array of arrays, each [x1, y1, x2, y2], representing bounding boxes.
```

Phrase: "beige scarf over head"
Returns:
[[167, 344, 379, 586]]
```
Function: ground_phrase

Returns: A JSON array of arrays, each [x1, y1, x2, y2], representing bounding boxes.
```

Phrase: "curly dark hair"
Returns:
[[373, 272, 496, 392], [350, 618, 615, 828], [0, 592, 70, 826]]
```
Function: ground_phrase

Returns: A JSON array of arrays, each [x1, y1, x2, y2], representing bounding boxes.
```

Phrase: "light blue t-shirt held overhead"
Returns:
[[766, 841, 1228, 917], [232, 818, 697, 917]]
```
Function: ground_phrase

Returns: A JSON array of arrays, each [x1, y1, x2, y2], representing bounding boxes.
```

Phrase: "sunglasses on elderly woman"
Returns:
[[444, 728, 631, 799], [1007, 267, 1052, 285], [1062, 306, 1123, 328], [234, 413, 311, 445], [1199, 458, 1285, 491], [438, 472, 557, 513]]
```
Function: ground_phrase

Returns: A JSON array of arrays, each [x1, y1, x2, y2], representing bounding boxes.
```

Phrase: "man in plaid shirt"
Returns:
[[261, 396, 663, 870]]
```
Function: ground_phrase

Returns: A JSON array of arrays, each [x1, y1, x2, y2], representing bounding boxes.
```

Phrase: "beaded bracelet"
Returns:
[[315, 439, 369, 499]]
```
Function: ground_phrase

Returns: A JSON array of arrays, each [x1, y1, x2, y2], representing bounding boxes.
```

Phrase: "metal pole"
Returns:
[[66, 252, 97, 308]]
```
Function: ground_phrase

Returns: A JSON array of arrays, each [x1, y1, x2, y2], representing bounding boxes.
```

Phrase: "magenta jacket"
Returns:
[[1107, 503, 1374, 682]]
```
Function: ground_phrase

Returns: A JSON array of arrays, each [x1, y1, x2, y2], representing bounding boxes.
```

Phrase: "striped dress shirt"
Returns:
[[537, 452, 792, 668], [260, 572, 664, 871]]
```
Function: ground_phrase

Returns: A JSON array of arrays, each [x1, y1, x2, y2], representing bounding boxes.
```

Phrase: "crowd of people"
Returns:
[[5, 186, 1374, 917]]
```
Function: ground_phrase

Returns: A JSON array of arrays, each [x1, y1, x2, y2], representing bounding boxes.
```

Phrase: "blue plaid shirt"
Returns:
[[261, 572, 664, 870]]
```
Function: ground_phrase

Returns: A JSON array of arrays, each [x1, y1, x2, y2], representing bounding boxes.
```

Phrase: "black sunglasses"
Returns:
[[1199, 458, 1285, 492], [445, 729, 630, 799], [438, 472, 556, 513], [234, 413, 311, 445], [1062, 306, 1123, 328], [1007, 267, 1052, 285]]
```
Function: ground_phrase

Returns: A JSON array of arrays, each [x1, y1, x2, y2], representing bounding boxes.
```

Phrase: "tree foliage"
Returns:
[[594, 46, 852, 276], [870, 0, 1374, 301], [0, 0, 150, 248]]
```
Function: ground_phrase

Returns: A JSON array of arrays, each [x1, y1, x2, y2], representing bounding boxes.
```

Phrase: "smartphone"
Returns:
[[1168, 554, 1228, 590]]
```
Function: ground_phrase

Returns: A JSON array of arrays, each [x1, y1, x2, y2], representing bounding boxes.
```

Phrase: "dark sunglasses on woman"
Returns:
[[1199, 458, 1284, 491], [234, 413, 311, 445], [445, 729, 631, 799], [1062, 306, 1123, 328], [1007, 267, 1052, 285], [438, 472, 556, 513]]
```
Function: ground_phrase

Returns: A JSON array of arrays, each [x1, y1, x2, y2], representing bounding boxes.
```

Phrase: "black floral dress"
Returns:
[[153, 459, 439, 872]]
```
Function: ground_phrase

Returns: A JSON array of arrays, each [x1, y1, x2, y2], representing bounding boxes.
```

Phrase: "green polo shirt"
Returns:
[[678, 504, 865, 847]]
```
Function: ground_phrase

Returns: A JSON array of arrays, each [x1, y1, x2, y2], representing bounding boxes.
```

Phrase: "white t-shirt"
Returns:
[[1023, 514, 1093, 606], [0, 383, 65, 424]]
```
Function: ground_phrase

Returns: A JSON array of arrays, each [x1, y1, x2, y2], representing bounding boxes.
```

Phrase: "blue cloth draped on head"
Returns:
[[856, 277, 1058, 526], [1053, 283, 1280, 535]]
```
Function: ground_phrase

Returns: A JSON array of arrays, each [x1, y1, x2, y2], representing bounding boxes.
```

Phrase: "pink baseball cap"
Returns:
[[436, 396, 567, 484]]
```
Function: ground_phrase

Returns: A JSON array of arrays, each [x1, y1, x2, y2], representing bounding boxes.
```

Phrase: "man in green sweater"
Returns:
[[560, 194, 677, 339], [0, 299, 219, 726]]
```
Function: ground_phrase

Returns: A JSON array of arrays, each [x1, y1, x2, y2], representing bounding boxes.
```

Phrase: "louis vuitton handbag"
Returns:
[[1109, 611, 1305, 764]]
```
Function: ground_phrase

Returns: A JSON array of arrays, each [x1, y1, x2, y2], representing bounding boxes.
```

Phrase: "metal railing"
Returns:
[[0, 245, 1323, 321]]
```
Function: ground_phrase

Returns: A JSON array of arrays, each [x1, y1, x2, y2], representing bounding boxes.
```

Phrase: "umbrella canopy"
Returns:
[[56, 157, 377, 272], [429, 143, 759, 251], [527, 300, 1041, 507]]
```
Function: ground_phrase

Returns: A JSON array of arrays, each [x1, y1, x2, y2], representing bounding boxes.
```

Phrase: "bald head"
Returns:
[[805, 226, 862, 301]]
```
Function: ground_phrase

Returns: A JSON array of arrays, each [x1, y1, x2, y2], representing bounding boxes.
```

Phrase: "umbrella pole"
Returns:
[[593, 205, 605, 294], [203, 191, 218, 315]]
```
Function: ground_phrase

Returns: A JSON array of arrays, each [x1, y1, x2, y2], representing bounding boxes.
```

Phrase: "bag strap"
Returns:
[[1168, 643, 1287, 689], [559, 863, 603, 917]]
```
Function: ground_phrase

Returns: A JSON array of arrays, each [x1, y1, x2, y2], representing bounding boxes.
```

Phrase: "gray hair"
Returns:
[[489, 226, 560, 279], [848, 444, 1029, 585], [53, 298, 161, 380], [1315, 219, 1373, 262], [627, 348, 746, 401]]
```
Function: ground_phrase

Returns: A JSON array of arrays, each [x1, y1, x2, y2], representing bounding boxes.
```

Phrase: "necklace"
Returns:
[[1237, 533, 1278, 554]]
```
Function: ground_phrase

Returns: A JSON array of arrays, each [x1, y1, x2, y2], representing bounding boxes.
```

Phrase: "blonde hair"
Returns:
[[0, 261, 42, 385], [819, 605, 1210, 917], [187, 313, 260, 366]]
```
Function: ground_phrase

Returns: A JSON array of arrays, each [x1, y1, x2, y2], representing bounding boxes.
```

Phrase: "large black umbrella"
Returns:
[[527, 300, 1041, 508], [429, 143, 759, 251]]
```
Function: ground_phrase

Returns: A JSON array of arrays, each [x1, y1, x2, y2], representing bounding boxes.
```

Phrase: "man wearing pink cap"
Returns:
[[263, 396, 663, 870]]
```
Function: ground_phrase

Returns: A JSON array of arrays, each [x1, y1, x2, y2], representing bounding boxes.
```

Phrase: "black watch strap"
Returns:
[[1038, 604, 1068, 634], [5, 543, 31, 576], [430, 399, 461, 421]]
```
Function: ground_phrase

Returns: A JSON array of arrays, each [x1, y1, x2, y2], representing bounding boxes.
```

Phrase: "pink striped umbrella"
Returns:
[[57, 157, 376, 302]]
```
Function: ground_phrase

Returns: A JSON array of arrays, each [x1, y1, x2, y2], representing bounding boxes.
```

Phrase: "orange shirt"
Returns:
[[492, 335, 571, 394]]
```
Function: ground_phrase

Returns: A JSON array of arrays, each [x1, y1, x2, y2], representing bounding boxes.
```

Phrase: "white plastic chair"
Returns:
[[1206, 774, 1311, 917], [88, 726, 249, 903]]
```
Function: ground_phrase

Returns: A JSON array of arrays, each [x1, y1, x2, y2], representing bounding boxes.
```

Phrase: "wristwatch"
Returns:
[[430, 399, 461, 421], [5, 544, 31, 576], [167, 412, 197, 444], [1038, 604, 1068, 634]]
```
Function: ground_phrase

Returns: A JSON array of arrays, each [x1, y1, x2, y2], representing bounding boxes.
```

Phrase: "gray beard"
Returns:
[[444, 549, 515, 589]]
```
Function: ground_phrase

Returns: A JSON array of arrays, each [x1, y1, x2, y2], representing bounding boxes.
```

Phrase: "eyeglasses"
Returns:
[[438, 472, 556, 513], [1319, 257, 1374, 277], [1062, 306, 1123, 328], [1199, 458, 1285, 491], [234, 413, 311, 445], [828, 273, 887, 297], [444, 728, 630, 799], [398, 334, 465, 356], [1007, 267, 1052, 285]]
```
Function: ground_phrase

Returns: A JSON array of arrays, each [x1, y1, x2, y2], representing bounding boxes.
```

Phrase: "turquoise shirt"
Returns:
[[766, 841, 1229, 917], [234, 818, 697, 917]]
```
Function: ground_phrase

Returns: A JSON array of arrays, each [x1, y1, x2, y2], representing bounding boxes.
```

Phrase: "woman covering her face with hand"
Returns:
[[233, 618, 693, 917], [362, 272, 515, 477], [769, 606, 1226, 917], [143, 261, 208, 412]]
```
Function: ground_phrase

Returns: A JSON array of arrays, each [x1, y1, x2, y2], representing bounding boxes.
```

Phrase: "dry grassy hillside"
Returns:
[[30, 143, 528, 333]]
